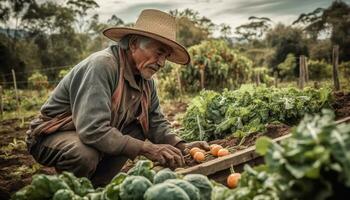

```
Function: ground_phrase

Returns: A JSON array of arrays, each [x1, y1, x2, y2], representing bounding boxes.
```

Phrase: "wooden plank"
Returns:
[[336, 116, 350, 124], [178, 117, 350, 176], [178, 134, 291, 176]]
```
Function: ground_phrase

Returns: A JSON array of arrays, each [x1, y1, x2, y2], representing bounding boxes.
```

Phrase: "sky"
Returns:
[[89, 0, 350, 36], [33, 0, 349, 37]]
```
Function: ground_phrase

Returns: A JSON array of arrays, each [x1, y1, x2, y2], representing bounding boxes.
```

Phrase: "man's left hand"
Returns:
[[176, 141, 210, 155]]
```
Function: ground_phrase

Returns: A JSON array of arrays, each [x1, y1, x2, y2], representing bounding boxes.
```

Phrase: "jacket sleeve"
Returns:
[[147, 80, 184, 146], [69, 53, 143, 159]]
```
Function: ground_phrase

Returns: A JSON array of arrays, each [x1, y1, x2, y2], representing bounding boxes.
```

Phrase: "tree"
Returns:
[[67, 0, 99, 32], [170, 9, 214, 47], [219, 23, 232, 41], [235, 16, 272, 42], [107, 14, 124, 26], [265, 24, 308, 75], [0, 0, 10, 24], [277, 53, 297, 80], [293, 0, 350, 61]]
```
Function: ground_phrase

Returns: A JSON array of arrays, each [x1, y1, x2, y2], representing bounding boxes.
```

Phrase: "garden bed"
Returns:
[[0, 92, 350, 199]]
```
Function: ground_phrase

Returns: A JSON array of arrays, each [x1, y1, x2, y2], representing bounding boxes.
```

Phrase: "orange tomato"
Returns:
[[193, 151, 205, 162], [190, 147, 203, 157], [227, 173, 241, 188], [217, 148, 230, 157], [210, 145, 223, 156], [209, 144, 219, 151]]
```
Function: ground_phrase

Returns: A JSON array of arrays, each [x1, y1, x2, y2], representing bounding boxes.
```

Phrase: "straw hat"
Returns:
[[103, 9, 190, 65]]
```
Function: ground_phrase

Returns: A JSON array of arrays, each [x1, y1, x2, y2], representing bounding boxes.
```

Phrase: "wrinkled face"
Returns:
[[130, 38, 172, 80]]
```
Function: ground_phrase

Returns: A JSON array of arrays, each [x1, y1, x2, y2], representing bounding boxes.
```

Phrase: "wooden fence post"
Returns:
[[11, 69, 20, 117], [0, 85, 3, 118], [199, 64, 205, 90], [299, 55, 305, 89], [332, 45, 340, 91], [274, 72, 278, 88], [177, 70, 183, 98], [256, 71, 260, 86], [305, 56, 309, 83]]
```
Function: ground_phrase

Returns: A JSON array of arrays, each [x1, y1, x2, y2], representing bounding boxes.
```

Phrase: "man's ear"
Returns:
[[129, 36, 138, 53]]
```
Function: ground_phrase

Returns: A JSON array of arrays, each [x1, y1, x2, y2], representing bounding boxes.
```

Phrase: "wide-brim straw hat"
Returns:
[[103, 9, 190, 65]]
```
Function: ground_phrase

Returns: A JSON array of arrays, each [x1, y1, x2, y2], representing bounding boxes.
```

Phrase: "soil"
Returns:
[[0, 92, 349, 199]]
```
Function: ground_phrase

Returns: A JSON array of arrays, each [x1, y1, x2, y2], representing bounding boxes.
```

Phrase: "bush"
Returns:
[[308, 59, 332, 80], [277, 53, 296, 81], [181, 40, 253, 92]]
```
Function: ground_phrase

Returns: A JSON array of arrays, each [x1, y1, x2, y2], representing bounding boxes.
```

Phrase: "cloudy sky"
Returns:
[[90, 0, 350, 36]]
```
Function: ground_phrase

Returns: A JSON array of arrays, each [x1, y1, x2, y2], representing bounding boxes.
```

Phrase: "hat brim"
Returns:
[[103, 27, 190, 65]]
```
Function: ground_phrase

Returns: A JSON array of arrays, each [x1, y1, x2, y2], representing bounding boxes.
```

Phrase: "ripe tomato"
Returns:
[[217, 148, 230, 157], [190, 147, 203, 157], [210, 145, 223, 156], [193, 151, 205, 162], [227, 173, 241, 188]]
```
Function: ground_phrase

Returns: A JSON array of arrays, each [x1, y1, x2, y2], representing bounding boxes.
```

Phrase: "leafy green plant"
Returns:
[[180, 85, 333, 141], [28, 71, 49, 92], [214, 110, 350, 200], [308, 59, 332, 80], [0, 138, 26, 156]]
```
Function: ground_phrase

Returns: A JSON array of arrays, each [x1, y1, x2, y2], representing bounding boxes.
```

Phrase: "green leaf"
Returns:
[[255, 136, 272, 155]]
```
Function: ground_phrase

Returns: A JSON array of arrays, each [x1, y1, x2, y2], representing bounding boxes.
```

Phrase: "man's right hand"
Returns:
[[140, 141, 185, 169]]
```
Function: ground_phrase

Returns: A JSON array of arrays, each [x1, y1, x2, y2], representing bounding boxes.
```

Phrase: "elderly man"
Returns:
[[26, 9, 209, 186]]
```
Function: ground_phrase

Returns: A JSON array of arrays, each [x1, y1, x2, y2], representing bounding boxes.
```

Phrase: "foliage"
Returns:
[[12, 161, 215, 200], [265, 24, 309, 74], [127, 160, 156, 183], [165, 179, 200, 200], [28, 71, 49, 90], [339, 61, 350, 82], [251, 66, 275, 86], [144, 183, 190, 200], [183, 174, 213, 200], [181, 40, 253, 92], [213, 110, 350, 199], [293, 0, 350, 62], [180, 85, 333, 141], [2, 89, 48, 112], [119, 176, 152, 200], [12, 172, 93, 200], [235, 16, 272, 42], [277, 53, 297, 81], [308, 59, 332, 80], [170, 9, 215, 47], [58, 67, 73, 79], [308, 39, 332, 62], [153, 168, 177, 184], [155, 63, 181, 100]]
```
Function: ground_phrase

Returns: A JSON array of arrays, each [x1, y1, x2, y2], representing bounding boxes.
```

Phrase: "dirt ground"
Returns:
[[0, 93, 349, 199]]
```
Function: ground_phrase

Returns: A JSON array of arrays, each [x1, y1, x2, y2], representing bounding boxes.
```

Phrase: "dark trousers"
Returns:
[[29, 130, 129, 187]]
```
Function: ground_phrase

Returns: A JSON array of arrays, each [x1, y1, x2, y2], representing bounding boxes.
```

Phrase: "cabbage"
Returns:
[[183, 174, 213, 200], [127, 160, 156, 182], [119, 176, 152, 200], [144, 182, 190, 200], [153, 168, 177, 184], [165, 179, 200, 200]]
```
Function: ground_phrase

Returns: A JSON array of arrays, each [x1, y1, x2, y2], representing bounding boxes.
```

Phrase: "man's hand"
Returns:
[[176, 141, 210, 155], [140, 141, 185, 169]]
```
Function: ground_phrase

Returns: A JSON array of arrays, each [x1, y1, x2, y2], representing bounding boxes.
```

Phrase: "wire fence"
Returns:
[[0, 65, 71, 88]]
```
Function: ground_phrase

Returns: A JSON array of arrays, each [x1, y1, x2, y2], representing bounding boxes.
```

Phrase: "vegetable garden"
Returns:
[[1, 1, 350, 199], [1, 84, 349, 199]]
